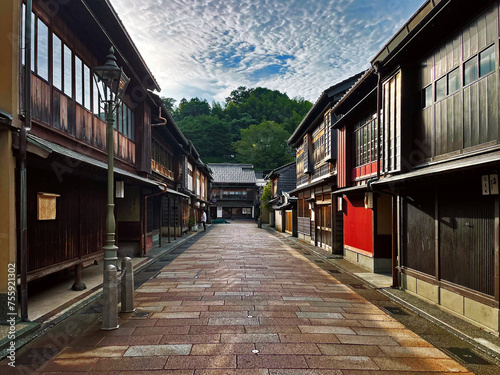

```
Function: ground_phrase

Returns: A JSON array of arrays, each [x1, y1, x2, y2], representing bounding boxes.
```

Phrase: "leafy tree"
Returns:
[[225, 86, 253, 106], [176, 97, 211, 120], [260, 181, 273, 211], [177, 115, 232, 161], [169, 87, 312, 164], [161, 97, 177, 115], [234, 121, 293, 172]]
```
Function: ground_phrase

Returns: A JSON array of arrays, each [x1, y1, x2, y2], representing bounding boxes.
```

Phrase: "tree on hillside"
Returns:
[[234, 121, 294, 172], [176, 97, 211, 120], [177, 115, 232, 162], [225, 86, 253, 106], [161, 97, 177, 115]]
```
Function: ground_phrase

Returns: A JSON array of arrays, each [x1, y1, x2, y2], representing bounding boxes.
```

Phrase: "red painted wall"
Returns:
[[344, 194, 373, 254]]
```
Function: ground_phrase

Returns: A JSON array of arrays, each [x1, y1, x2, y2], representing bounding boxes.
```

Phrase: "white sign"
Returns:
[[490, 174, 499, 195], [482, 175, 490, 195]]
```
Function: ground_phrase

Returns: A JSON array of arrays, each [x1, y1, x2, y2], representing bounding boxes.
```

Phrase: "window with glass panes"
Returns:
[[312, 124, 325, 165], [352, 114, 377, 168], [296, 142, 305, 176], [20, 5, 137, 141]]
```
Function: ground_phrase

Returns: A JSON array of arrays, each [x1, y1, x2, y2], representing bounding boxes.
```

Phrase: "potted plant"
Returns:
[[188, 217, 197, 232]]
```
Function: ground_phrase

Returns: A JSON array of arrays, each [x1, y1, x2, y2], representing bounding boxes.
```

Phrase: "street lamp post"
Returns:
[[93, 47, 130, 330]]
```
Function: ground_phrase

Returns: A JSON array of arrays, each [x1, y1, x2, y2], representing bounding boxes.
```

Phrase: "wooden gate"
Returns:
[[315, 204, 332, 250], [285, 210, 293, 234]]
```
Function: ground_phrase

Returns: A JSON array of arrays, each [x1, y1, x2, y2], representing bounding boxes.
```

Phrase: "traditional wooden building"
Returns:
[[265, 162, 297, 234], [0, 0, 206, 322], [329, 70, 393, 272], [208, 163, 259, 220], [362, 0, 500, 332], [287, 74, 362, 252]]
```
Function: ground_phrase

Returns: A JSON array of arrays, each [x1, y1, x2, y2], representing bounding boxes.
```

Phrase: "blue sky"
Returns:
[[111, 0, 424, 105]]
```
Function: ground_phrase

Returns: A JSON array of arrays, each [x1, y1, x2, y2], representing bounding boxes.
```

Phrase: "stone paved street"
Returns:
[[30, 223, 473, 373]]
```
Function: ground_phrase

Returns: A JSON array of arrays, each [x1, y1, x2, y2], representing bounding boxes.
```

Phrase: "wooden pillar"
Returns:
[[159, 195, 162, 247], [167, 195, 171, 243]]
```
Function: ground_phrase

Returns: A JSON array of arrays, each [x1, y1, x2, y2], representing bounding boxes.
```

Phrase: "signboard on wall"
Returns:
[[217, 206, 223, 218], [37, 192, 60, 220]]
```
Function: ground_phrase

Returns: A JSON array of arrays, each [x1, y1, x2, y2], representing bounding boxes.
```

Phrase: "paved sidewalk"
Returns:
[[5, 223, 474, 374]]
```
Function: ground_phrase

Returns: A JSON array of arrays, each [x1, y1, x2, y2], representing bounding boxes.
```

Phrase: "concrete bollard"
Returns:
[[258, 217, 262, 228], [102, 265, 119, 330], [121, 257, 135, 313]]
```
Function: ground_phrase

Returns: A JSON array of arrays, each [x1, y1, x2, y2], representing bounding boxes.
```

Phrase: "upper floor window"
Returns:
[[312, 125, 325, 165], [37, 19, 49, 80], [75, 56, 83, 104], [352, 114, 377, 168], [196, 171, 201, 196], [222, 190, 248, 200], [152, 139, 174, 179], [63, 45, 72, 97], [187, 162, 193, 191], [296, 142, 305, 176], [52, 34, 62, 90]]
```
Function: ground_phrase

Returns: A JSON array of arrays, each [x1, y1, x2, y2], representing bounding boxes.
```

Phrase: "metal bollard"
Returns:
[[121, 257, 135, 313], [102, 265, 119, 330]]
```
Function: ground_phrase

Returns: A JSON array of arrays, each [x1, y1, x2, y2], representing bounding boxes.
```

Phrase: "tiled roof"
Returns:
[[208, 163, 257, 184]]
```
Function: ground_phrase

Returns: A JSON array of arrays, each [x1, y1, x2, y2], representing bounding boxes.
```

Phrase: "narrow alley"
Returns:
[[3, 222, 493, 374]]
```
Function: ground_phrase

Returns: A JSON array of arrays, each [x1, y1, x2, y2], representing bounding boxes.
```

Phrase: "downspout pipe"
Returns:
[[373, 61, 382, 179], [372, 61, 398, 289], [151, 106, 167, 127], [143, 184, 167, 256], [19, 0, 32, 322]]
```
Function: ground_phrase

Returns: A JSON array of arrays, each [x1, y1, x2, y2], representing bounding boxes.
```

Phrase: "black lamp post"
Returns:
[[93, 47, 130, 271]]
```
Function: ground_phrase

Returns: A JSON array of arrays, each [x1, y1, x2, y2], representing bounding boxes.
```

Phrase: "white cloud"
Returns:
[[110, 0, 423, 104]]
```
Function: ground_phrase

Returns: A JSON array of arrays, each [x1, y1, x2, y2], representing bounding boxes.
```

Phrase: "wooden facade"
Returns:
[[362, 0, 500, 331], [288, 75, 362, 253], [208, 164, 260, 220], [0, 0, 211, 320]]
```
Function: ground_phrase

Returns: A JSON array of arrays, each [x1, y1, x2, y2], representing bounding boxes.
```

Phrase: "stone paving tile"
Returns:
[[123, 344, 192, 356], [57, 346, 128, 358], [119, 371, 193, 375], [268, 370, 343, 375], [279, 334, 340, 344], [159, 334, 221, 344], [37, 358, 98, 373], [317, 344, 386, 357], [255, 343, 321, 355], [165, 355, 236, 369], [237, 355, 308, 369], [221, 334, 280, 343], [304, 355, 379, 370], [97, 335, 162, 346], [372, 357, 470, 372], [29, 224, 476, 374], [91, 356, 168, 371], [133, 326, 191, 335], [154, 318, 210, 326], [336, 334, 399, 346], [195, 370, 269, 375], [297, 325, 356, 335], [209, 317, 260, 325], [259, 318, 311, 326], [308, 319, 364, 327], [377, 345, 450, 358], [191, 343, 255, 355], [189, 325, 246, 334], [244, 325, 301, 334]]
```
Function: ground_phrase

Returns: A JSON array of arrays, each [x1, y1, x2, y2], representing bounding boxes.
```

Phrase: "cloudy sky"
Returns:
[[111, 0, 423, 105]]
